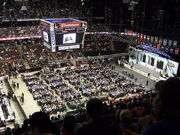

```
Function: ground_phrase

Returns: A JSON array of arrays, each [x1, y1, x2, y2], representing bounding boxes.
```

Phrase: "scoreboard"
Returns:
[[40, 18, 87, 52]]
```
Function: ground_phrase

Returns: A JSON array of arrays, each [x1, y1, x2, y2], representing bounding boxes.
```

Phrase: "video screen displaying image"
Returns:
[[63, 33, 76, 44], [43, 31, 49, 42]]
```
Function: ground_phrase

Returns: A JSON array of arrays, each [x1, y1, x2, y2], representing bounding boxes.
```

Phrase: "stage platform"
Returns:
[[124, 63, 159, 81]]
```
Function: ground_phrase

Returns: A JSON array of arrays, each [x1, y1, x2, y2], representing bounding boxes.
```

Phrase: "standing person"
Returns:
[[135, 78, 137, 82], [22, 93, 24, 103], [146, 80, 149, 86], [21, 96, 24, 104], [13, 82, 16, 89], [17, 82, 19, 89], [12, 93, 15, 100]]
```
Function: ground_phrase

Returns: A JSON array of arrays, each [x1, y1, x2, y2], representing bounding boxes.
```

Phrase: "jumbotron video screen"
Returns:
[[55, 27, 84, 46], [40, 18, 87, 52]]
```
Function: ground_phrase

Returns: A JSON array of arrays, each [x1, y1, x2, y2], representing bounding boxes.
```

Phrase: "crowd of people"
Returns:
[[23, 43, 53, 68], [0, 47, 20, 61], [0, 40, 83, 77], [0, 1, 179, 135], [86, 24, 111, 32], [84, 34, 112, 52], [0, 82, 15, 126], [0, 62, 8, 77], [21, 63, 146, 117], [84, 34, 128, 52], [0, 25, 115, 41], [23, 75, 66, 114], [0, 35, 128, 77], [3, 0, 90, 20], [3, 77, 180, 135], [0, 31, 178, 135], [0, 26, 41, 39], [0, 46, 24, 76]]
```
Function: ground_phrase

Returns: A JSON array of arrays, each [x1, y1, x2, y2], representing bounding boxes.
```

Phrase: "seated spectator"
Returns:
[[77, 98, 118, 135], [29, 111, 53, 135], [143, 77, 180, 135], [138, 115, 155, 133], [62, 115, 76, 135], [119, 109, 137, 132]]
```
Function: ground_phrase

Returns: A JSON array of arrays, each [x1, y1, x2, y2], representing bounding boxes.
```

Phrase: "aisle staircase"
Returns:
[[95, 41, 100, 51], [17, 45, 30, 68], [110, 40, 115, 51], [17, 45, 24, 59]]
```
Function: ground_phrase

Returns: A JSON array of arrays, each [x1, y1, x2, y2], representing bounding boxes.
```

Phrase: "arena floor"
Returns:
[[3, 63, 156, 127]]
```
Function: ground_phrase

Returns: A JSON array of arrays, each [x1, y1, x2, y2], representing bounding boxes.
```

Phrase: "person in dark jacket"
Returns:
[[143, 78, 180, 135], [77, 98, 118, 135]]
